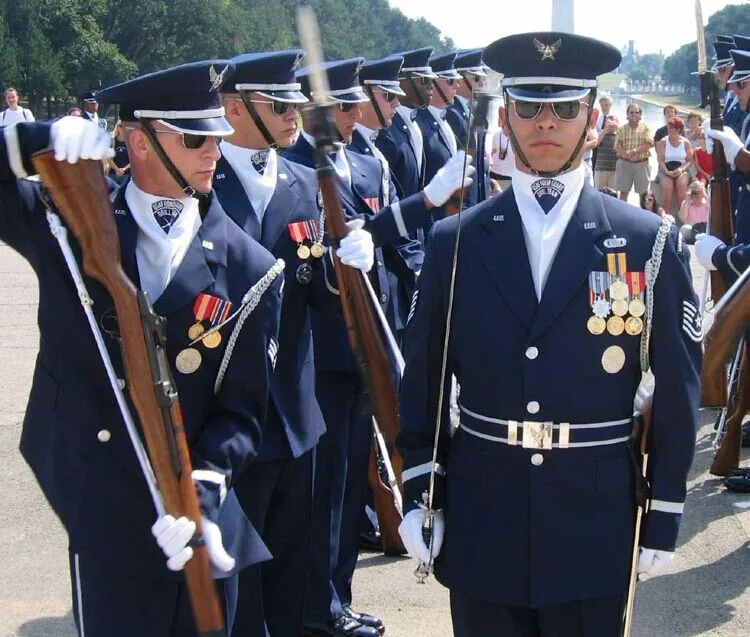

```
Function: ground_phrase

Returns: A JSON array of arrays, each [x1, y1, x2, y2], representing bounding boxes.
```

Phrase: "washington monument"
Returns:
[[552, 0, 575, 33]]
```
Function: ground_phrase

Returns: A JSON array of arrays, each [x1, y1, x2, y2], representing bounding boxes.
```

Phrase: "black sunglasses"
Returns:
[[337, 102, 358, 113], [373, 89, 398, 103], [244, 98, 300, 116], [513, 99, 589, 121], [402, 75, 432, 87], [734, 79, 747, 90], [152, 129, 218, 150]]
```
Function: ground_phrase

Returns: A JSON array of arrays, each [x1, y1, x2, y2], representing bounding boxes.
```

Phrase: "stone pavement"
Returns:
[[0, 235, 749, 637]]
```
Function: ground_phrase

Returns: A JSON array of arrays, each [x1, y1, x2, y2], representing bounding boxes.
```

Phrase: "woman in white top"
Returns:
[[655, 116, 692, 214], [490, 114, 515, 192], [0, 88, 34, 126]]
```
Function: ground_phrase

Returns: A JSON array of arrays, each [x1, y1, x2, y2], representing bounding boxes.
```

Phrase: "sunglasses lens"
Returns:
[[183, 133, 209, 149], [552, 100, 581, 120], [338, 102, 354, 113], [514, 101, 542, 120]]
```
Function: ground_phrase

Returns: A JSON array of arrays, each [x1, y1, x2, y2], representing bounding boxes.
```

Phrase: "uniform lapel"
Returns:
[[261, 159, 302, 249], [111, 184, 141, 288], [347, 149, 381, 211], [213, 155, 261, 240], [153, 194, 226, 316], [475, 189, 538, 329], [528, 184, 611, 342]]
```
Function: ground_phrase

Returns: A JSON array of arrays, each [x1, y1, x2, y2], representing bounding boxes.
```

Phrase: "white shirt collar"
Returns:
[[511, 165, 587, 300], [220, 141, 278, 221]]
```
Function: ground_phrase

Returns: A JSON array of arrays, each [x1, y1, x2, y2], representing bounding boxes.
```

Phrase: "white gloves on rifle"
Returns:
[[423, 151, 475, 207], [398, 508, 445, 564], [151, 514, 235, 572], [695, 233, 724, 271], [703, 121, 744, 167], [51, 116, 114, 164], [637, 547, 674, 581], [336, 218, 374, 273]]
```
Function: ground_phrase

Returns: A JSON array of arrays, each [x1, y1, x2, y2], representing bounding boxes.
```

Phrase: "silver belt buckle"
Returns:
[[522, 421, 553, 450]]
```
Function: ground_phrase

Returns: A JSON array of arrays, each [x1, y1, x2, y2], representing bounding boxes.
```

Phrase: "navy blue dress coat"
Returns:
[[376, 111, 425, 199], [398, 184, 701, 607], [0, 122, 282, 580]]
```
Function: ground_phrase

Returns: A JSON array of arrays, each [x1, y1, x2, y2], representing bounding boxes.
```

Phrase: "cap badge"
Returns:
[[533, 38, 562, 61], [292, 53, 304, 73], [209, 64, 228, 91]]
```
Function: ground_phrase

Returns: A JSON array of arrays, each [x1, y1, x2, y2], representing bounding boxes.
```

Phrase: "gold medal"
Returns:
[[297, 244, 311, 259], [625, 316, 644, 336], [606, 315, 625, 336], [175, 347, 202, 374], [310, 242, 325, 259], [609, 280, 629, 301], [611, 298, 629, 317], [601, 345, 626, 374], [188, 321, 205, 341], [587, 315, 606, 335], [202, 331, 222, 349], [629, 298, 645, 318]]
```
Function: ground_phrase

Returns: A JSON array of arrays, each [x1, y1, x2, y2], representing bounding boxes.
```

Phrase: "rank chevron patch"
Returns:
[[681, 300, 702, 343]]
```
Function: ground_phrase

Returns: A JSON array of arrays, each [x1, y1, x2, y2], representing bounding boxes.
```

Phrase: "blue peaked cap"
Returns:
[[429, 51, 461, 79], [484, 31, 621, 102], [297, 57, 369, 103], [455, 48, 488, 77], [729, 49, 750, 84], [712, 41, 735, 70], [395, 47, 437, 79], [98, 60, 234, 135], [226, 50, 307, 103], [360, 56, 406, 96]]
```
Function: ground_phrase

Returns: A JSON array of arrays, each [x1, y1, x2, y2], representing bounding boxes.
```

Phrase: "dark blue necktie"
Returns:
[[151, 199, 184, 234], [531, 179, 565, 214]]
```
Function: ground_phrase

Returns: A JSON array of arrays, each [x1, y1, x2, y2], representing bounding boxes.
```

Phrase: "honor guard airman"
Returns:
[[1, 60, 284, 635], [80, 90, 108, 131], [212, 49, 373, 637], [397, 32, 701, 637]]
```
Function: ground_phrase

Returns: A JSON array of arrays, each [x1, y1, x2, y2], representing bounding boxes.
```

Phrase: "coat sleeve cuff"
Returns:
[[192, 469, 228, 523], [402, 461, 446, 514], [642, 507, 682, 551]]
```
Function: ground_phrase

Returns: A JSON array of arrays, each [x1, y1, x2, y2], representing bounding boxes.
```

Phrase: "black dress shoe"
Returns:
[[303, 616, 381, 637], [359, 530, 382, 552], [343, 606, 385, 634], [741, 422, 750, 448], [728, 466, 750, 478], [725, 472, 750, 493]]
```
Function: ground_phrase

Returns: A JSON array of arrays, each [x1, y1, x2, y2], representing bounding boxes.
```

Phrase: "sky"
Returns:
[[388, 0, 747, 56]]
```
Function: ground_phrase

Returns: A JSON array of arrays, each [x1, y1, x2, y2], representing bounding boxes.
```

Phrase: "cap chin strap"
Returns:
[[406, 77, 429, 109], [365, 86, 387, 130], [238, 91, 279, 149], [432, 79, 451, 109], [503, 89, 596, 178], [461, 73, 474, 95], [141, 121, 205, 199]]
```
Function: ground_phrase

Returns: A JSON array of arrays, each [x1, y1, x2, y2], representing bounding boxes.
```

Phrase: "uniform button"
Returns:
[[525, 347, 539, 360], [97, 429, 112, 443], [527, 401, 540, 414], [380, 293, 388, 303], [531, 453, 544, 466], [376, 260, 383, 267], [117, 378, 126, 390]]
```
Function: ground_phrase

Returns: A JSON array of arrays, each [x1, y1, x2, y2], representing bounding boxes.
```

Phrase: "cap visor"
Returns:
[[506, 86, 591, 102], [334, 90, 370, 104], [711, 59, 733, 70], [728, 71, 750, 84], [437, 70, 462, 80], [160, 116, 234, 136], [407, 71, 439, 80], [254, 90, 309, 103], [374, 83, 406, 96]]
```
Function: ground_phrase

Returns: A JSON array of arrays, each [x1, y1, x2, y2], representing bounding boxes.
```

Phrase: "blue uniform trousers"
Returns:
[[69, 549, 238, 637], [450, 591, 625, 637], [231, 451, 314, 637], [305, 371, 371, 622]]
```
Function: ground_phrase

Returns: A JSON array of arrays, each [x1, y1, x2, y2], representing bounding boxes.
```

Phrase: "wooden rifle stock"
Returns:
[[31, 152, 226, 637], [705, 269, 750, 475], [700, 74, 734, 408], [312, 106, 405, 553], [368, 438, 405, 555]]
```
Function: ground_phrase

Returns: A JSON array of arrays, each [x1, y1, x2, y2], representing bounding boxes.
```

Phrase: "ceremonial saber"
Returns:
[[45, 209, 165, 516]]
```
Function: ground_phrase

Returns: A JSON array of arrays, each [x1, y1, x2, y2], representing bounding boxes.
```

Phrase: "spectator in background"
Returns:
[[694, 132, 713, 184], [109, 120, 130, 183], [654, 103, 677, 142], [655, 116, 693, 214], [594, 114, 618, 190], [67, 107, 82, 117], [489, 112, 514, 192], [1, 88, 34, 126], [641, 190, 666, 217], [615, 103, 653, 201], [592, 92, 613, 171], [678, 180, 709, 244], [80, 90, 107, 131]]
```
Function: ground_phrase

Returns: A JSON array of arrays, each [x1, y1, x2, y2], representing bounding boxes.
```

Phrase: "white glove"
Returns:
[[51, 116, 114, 164], [637, 547, 675, 581], [151, 514, 236, 572], [398, 508, 445, 564], [694, 233, 724, 271], [703, 122, 744, 167], [336, 218, 374, 273], [423, 151, 475, 207]]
